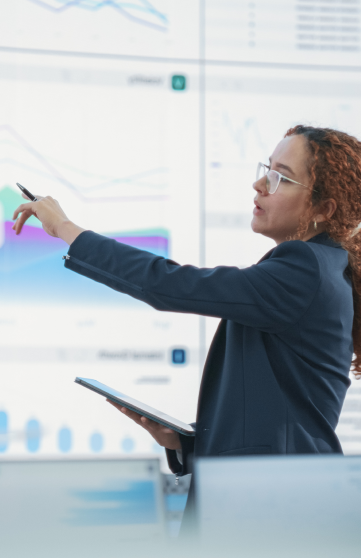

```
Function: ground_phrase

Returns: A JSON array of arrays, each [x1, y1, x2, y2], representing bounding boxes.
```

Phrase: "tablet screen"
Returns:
[[75, 377, 195, 437]]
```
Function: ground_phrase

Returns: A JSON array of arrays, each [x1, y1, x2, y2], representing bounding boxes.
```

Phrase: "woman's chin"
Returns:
[[251, 217, 263, 234]]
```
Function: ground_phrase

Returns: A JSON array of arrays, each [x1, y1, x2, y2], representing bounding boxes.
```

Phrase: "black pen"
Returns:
[[16, 183, 39, 202]]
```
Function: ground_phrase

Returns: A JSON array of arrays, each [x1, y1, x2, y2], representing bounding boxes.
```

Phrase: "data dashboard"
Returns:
[[0, 0, 360, 463]]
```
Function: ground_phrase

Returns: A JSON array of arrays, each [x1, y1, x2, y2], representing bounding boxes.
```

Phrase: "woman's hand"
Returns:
[[107, 400, 182, 451], [12, 194, 85, 245]]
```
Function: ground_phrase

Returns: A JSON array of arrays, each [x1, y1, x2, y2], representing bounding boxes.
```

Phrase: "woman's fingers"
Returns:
[[140, 415, 174, 436], [12, 208, 34, 235], [106, 399, 181, 449], [12, 201, 36, 221], [107, 400, 144, 424], [12, 199, 44, 234], [107, 400, 160, 429], [121, 407, 145, 425], [13, 196, 83, 244], [12, 196, 71, 239]]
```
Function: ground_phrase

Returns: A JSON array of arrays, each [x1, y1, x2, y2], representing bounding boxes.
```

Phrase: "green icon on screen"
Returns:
[[172, 75, 186, 91]]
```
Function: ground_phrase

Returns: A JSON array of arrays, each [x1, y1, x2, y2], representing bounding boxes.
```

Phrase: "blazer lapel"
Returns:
[[257, 247, 276, 264]]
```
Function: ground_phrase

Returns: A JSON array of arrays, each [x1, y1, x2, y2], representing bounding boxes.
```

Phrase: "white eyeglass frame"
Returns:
[[257, 162, 309, 194]]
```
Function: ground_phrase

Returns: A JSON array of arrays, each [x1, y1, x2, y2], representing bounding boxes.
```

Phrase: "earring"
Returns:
[[314, 221, 317, 231]]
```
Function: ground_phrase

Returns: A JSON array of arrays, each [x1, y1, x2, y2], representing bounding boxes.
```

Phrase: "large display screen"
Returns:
[[0, 0, 360, 462]]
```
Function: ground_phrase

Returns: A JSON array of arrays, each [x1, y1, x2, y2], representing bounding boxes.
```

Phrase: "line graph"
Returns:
[[0, 126, 169, 203], [27, 0, 168, 31], [0, 0, 198, 60], [222, 114, 267, 161]]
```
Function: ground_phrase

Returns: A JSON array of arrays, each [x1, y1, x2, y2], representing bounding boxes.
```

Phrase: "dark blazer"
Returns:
[[64, 231, 353, 475]]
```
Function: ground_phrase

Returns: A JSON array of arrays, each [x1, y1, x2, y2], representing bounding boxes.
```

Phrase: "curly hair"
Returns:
[[285, 125, 361, 378]]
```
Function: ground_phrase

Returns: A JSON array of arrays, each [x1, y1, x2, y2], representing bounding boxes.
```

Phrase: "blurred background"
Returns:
[[0, 0, 360, 467]]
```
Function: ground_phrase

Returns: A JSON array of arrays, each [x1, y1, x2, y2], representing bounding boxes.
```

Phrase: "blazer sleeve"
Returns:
[[64, 230, 321, 333], [165, 424, 196, 477]]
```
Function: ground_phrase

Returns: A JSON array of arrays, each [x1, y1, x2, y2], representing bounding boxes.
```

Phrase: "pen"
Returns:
[[16, 183, 39, 202]]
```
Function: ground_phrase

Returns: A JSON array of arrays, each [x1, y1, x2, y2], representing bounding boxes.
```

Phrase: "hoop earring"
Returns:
[[314, 221, 317, 231]]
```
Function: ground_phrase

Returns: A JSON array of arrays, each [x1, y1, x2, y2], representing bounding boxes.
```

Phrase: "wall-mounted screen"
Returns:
[[0, 0, 360, 463]]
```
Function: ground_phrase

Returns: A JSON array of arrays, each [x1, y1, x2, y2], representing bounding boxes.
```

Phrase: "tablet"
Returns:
[[75, 377, 195, 437]]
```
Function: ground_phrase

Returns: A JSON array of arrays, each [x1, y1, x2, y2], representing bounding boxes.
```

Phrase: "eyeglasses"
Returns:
[[256, 162, 308, 195]]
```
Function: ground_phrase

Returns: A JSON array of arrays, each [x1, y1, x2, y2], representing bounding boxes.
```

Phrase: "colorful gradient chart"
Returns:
[[0, 186, 169, 306]]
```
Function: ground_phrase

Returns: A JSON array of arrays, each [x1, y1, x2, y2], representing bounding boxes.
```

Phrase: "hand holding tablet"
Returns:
[[75, 377, 195, 439], [107, 400, 183, 451]]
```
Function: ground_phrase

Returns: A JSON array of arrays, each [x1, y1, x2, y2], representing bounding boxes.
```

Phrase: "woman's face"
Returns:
[[251, 134, 312, 245]]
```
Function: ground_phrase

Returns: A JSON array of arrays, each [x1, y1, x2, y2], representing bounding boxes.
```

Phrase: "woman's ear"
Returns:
[[315, 199, 337, 223]]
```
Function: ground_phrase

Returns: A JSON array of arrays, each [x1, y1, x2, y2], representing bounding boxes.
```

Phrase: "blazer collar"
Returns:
[[257, 233, 342, 264], [306, 232, 342, 249]]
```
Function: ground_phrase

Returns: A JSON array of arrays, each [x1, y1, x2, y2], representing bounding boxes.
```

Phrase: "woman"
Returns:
[[12, 125, 361, 500]]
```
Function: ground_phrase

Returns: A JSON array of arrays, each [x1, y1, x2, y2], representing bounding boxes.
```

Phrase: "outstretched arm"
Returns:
[[13, 195, 320, 330]]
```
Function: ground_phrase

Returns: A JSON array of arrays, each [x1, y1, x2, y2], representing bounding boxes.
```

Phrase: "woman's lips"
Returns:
[[253, 201, 265, 216]]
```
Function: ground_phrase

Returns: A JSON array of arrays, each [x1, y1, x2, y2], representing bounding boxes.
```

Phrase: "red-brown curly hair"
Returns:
[[285, 125, 361, 378]]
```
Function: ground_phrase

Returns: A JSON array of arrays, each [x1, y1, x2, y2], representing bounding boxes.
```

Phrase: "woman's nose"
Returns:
[[252, 176, 268, 195]]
